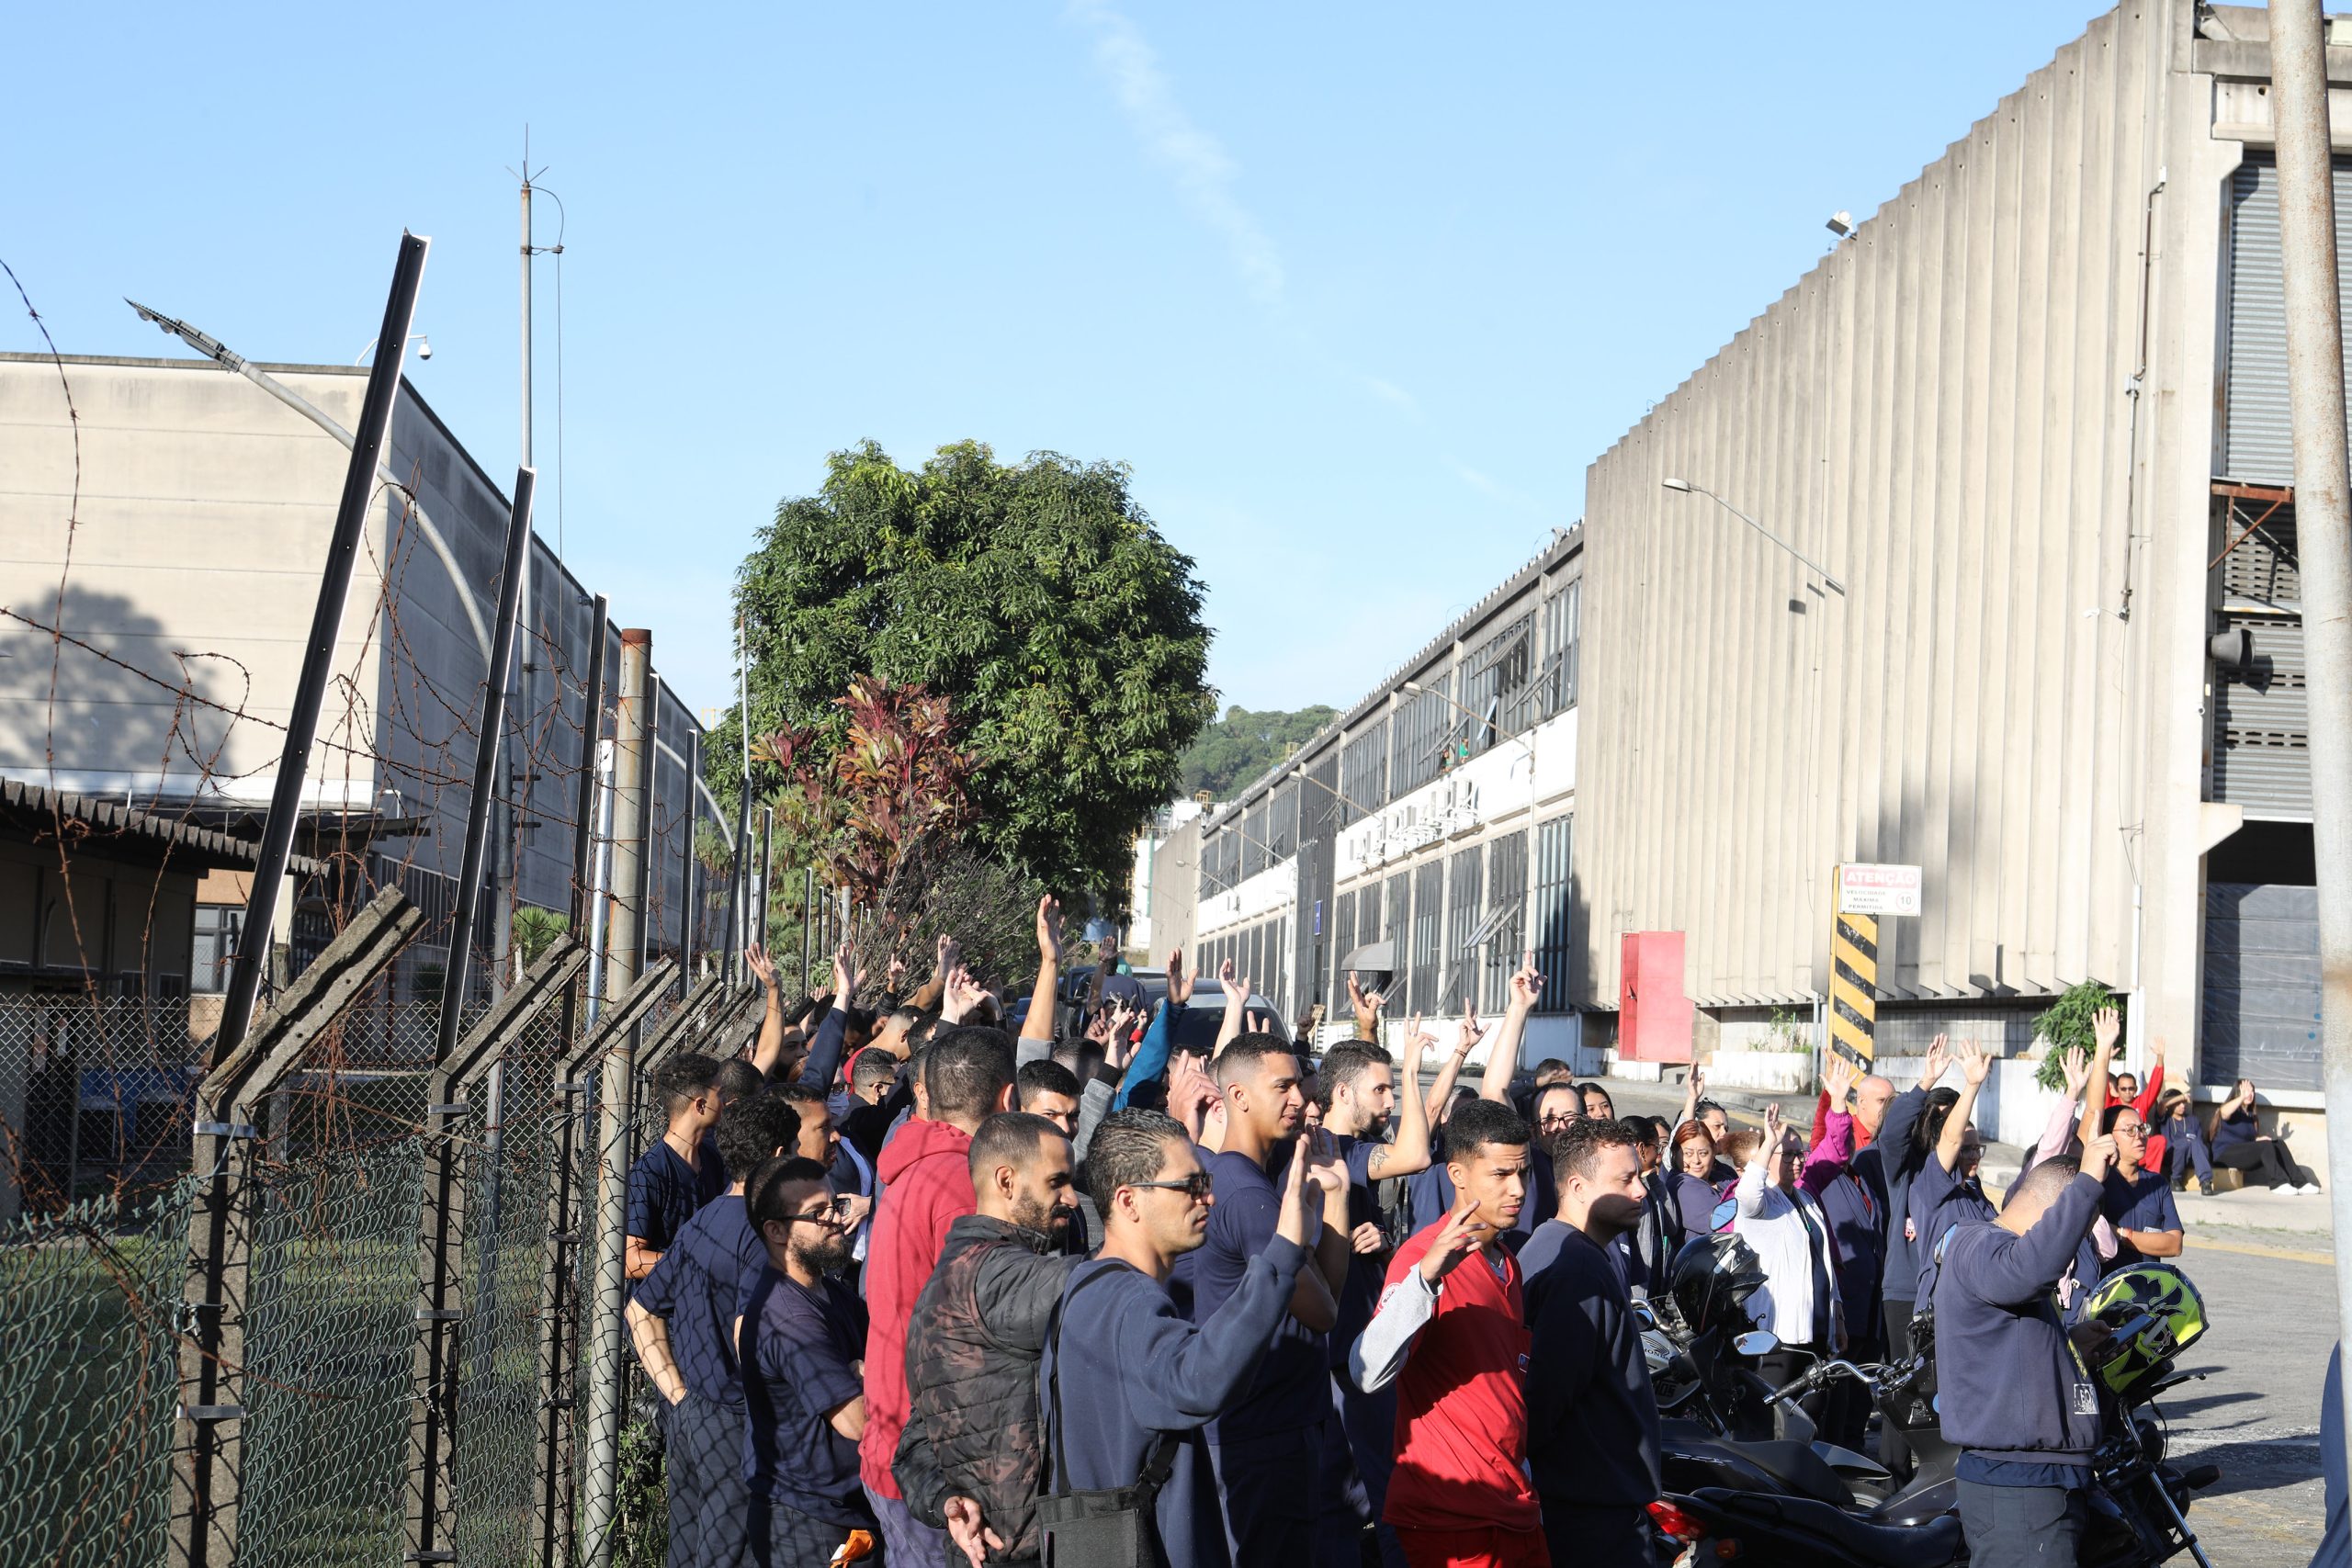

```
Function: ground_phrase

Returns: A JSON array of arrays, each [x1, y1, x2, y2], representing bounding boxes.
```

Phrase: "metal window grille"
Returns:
[[1269, 784, 1298, 861], [1442, 846, 1484, 1015], [1532, 816, 1574, 1012], [1329, 891, 1357, 1005], [1341, 721, 1389, 818], [1409, 861, 1445, 1013], [1390, 678, 1454, 797], [1242, 803, 1271, 880], [1461, 615, 1533, 755], [1385, 875, 1410, 991], [1482, 830, 1528, 1013], [1540, 581, 1581, 716], [190, 907, 242, 996]]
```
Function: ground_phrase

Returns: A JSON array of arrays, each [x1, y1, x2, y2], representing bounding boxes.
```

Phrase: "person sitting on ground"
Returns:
[[740, 1156, 876, 1568], [2209, 1077, 2317, 1192], [895, 1112, 1083, 1567], [2152, 1086, 2214, 1192], [626, 1053, 727, 1282], [1523, 1117, 1661, 1568], [1039, 1110, 1327, 1568], [624, 1093, 800, 1568], [1352, 1097, 1544, 1568]]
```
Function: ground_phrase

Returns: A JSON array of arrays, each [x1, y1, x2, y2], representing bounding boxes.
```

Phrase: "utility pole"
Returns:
[[2267, 0, 2352, 1465], [582, 631, 652, 1563]]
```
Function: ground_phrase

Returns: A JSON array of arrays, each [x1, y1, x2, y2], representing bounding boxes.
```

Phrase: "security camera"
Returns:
[[1826, 211, 1854, 238], [417, 337, 433, 361]]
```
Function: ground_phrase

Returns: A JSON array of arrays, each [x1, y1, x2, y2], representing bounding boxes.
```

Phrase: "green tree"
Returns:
[[717, 440, 1215, 913], [1178, 704, 1340, 799]]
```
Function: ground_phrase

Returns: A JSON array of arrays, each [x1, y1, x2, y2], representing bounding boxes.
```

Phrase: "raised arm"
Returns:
[[1348, 970, 1385, 1043], [744, 942, 787, 1074], [1215, 961, 1250, 1054], [1802, 1057, 1858, 1198], [2133, 1039, 2165, 1120], [1420, 1014, 1474, 1127], [1019, 895, 1064, 1060], [1736, 1102, 1781, 1218], [2039, 1050, 2092, 1163], [1936, 1039, 1988, 1172], [797, 939, 861, 1093], [1477, 952, 1542, 1105], [905, 934, 953, 1013], [1367, 1023, 1434, 1181], [2077, 1006, 2120, 1152], [1109, 953, 1188, 1111]]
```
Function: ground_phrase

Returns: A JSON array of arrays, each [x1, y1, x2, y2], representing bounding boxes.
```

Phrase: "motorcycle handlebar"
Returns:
[[1764, 1358, 1883, 1405]]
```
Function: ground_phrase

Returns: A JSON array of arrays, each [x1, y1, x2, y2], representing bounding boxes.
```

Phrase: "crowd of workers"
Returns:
[[617, 896, 2267, 1568]]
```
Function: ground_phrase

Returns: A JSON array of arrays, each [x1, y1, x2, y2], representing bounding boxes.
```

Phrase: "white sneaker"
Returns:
[[2300, 1182, 2324, 1195]]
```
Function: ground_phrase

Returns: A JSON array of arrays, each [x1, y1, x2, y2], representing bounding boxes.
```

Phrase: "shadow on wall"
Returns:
[[0, 584, 263, 805]]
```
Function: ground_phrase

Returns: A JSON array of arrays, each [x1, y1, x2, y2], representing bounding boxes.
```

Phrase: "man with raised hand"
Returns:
[[895, 1111, 1082, 1567], [1411, 957, 1553, 1239], [1523, 1117, 1659, 1568], [1182, 1031, 1353, 1567], [1350, 1097, 1543, 1568], [1039, 1109, 1330, 1568], [1934, 1135, 2121, 1568]]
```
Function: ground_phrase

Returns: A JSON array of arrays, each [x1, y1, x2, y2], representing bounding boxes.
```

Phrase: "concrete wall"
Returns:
[[1575, 2, 2230, 1081]]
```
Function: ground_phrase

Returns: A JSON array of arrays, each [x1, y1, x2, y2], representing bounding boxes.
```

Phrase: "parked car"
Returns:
[[1057, 965, 1292, 1053]]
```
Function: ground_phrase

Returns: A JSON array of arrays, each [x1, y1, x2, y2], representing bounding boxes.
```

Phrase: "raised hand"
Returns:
[[1825, 1054, 1859, 1106], [2062, 1049, 2091, 1101], [1166, 947, 1193, 1006], [1035, 895, 1064, 966], [1921, 1034, 1951, 1088], [1957, 1037, 1989, 1087], [936, 932, 959, 979], [1302, 1127, 1347, 1201], [1170, 1065, 1220, 1142], [887, 953, 907, 993], [832, 938, 863, 1003], [1275, 1134, 1319, 1247], [2148, 1035, 2166, 1069], [1763, 1100, 1784, 1145], [742, 942, 776, 991], [942, 964, 988, 1024], [1348, 970, 1385, 1033], [2092, 1006, 2120, 1057], [1085, 1011, 1113, 1046], [1417, 1190, 1491, 1284], [1509, 950, 1543, 1013]]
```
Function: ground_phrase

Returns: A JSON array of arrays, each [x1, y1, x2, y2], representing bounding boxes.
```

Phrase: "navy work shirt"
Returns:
[[636, 1193, 765, 1406], [1180, 1148, 1330, 1438], [1908, 1156, 1996, 1298], [1329, 1134, 1386, 1371], [2101, 1169, 2183, 1270], [627, 1135, 726, 1253], [740, 1265, 873, 1527]]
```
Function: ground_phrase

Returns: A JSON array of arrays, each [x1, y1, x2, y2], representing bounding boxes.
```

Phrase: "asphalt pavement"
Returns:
[[1581, 1076, 2336, 1565]]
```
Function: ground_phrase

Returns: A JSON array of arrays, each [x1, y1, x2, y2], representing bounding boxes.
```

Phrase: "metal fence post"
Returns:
[[170, 888, 423, 1568], [527, 958, 674, 1568], [402, 937, 585, 1563]]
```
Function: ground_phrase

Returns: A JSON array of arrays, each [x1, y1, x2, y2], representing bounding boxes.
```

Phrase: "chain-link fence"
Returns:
[[0, 974, 703, 1568]]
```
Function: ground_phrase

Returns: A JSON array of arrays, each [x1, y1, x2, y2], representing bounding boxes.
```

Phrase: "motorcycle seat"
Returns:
[[1717, 1438, 1854, 1509], [1694, 1486, 1964, 1566]]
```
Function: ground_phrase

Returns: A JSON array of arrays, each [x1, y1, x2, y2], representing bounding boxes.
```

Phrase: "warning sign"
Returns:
[[1837, 863, 1923, 918]]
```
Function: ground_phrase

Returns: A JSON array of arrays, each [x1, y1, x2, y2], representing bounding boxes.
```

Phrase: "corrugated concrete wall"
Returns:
[[1578, 2, 2186, 1010]]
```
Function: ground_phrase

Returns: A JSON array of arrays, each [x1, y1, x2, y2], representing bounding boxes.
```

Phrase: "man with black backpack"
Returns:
[[1036, 1108, 1335, 1568]]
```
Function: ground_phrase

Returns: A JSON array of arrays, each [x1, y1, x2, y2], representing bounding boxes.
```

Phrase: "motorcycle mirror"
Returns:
[[1734, 1330, 1781, 1358], [1710, 1198, 1738, 1230], [1633, 1301, 1659, 1329]]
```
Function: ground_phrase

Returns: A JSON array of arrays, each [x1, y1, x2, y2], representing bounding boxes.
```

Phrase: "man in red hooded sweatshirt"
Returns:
[[862, 1023, 1018, 1566]]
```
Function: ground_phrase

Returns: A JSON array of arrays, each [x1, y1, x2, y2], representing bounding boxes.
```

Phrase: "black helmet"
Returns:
[[1670, 1232, 1768, 1337]]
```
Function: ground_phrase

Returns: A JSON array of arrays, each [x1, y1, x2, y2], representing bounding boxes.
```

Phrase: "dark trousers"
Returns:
[[1336, 1375, 1409, 1568], [1816, 1337, 1879, 1455], [1537, 1499, 1650, 1568], [1957, 1478, 2085, 1568], [1208, 1426, 1318, 1568], [865, 1489, 948, 1568], [2216, 1138, 2300, 1188], [1880, 1300, 1916, 1477], [665, 1392, 752, 1568], [750, 1494, 883, 1568], [2163, 1124, 2214, 1187]]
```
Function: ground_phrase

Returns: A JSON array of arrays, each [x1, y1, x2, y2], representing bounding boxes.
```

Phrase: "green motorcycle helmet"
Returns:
[[2077, 1262, 2208, 1400]]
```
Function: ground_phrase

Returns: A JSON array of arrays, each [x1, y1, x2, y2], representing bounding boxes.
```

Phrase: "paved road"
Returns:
[[1577, 1077, 2335, 1563]]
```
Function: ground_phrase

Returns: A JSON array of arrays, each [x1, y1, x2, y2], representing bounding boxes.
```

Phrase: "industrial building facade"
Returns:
[[0, 352, 712, 1005], [1157, 4, 2340, 1123]]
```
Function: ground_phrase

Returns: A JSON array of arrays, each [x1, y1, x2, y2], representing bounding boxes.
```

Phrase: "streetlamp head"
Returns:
[[1660, 477, 1693, 493], [1401, 680, 1424, 694]]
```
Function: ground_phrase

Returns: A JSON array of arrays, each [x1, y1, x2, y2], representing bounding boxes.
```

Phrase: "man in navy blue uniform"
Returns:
[[1931, 1134, 2120, 1568], [624, 1093, 800, 1568], [741, 1155, 881, 1567], [626, 1053, 728, 1284]]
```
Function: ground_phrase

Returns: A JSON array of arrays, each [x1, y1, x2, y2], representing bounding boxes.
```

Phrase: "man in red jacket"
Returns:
[[861, 1025, 1018, 1567]]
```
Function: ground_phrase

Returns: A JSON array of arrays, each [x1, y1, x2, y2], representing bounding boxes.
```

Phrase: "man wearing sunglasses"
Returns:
[[740, 1156, 877, 1568], [1039, 1109, 1336, 1568]]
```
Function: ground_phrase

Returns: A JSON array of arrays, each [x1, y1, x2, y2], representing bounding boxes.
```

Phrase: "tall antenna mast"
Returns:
[[521, 130, 534, 469]]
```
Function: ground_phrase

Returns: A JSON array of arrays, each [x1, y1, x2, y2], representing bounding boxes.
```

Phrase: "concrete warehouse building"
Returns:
[[0, 348, 714, 1013], [1157, 1, 2339, 1168]]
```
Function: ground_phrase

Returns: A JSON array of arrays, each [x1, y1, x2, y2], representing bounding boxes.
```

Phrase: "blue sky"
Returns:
[[4, 1, 2114, 721]]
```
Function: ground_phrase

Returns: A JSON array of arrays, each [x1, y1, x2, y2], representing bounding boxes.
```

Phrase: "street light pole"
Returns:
[[1662, 477, 1847, 594]]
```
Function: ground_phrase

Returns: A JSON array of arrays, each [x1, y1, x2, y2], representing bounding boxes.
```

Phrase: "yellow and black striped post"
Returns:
[[1829, 873, 1878, 1067]]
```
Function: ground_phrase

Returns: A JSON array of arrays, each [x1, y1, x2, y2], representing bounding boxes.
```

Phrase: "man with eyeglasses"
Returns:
[[740, 1156, 877, 1568], [1038, 1109, 1332, 1568], [626, 1094, 802, 1568]]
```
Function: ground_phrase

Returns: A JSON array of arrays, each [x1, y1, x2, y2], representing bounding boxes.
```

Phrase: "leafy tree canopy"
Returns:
[[1178, 704, 1339, 801], [714, 440, 1215, 914]]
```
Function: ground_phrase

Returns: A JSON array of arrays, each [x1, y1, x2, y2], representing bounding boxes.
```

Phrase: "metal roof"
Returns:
[[0, 777, 326, 875]]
